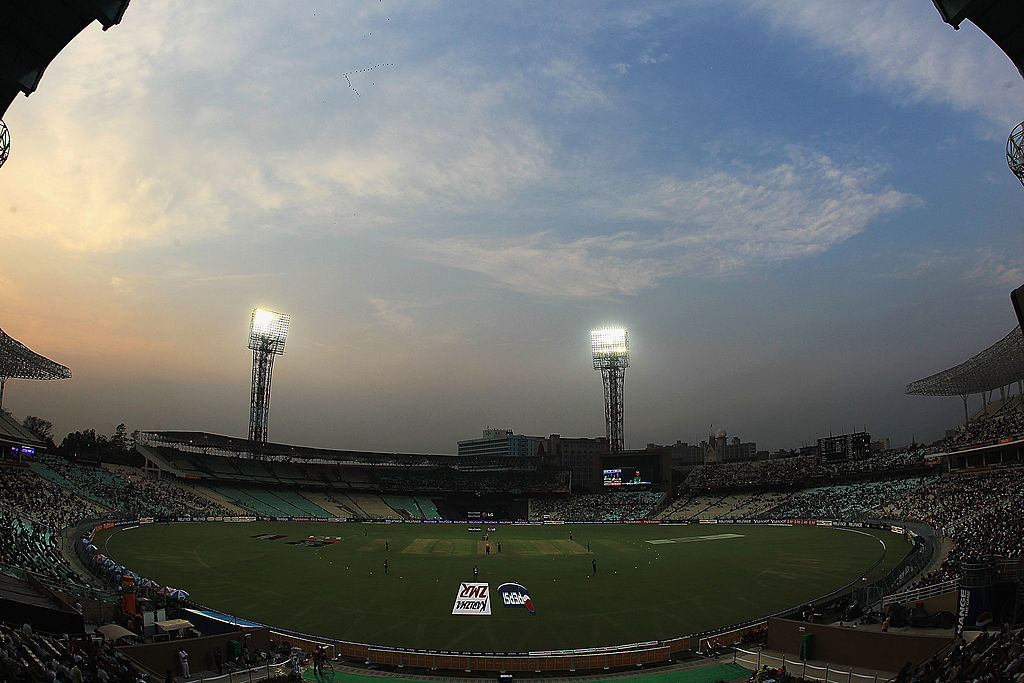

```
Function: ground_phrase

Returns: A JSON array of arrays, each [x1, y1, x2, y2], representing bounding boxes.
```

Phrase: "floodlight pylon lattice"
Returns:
[[0, 327, 72, 410], [247, 308, 290, 444], [0, 120, 9, 170], [1009, 121, 1024, 188], [591, 328, 629, 453]]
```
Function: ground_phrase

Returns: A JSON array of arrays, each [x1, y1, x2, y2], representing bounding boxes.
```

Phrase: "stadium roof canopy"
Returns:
[[0, 325, 72, 410], [932, 0, 1024, 79], [0, 0, 131, 118], [142, 430, 550, 472], [906, 326, 1024, 397], [0, 327, 72, 383]]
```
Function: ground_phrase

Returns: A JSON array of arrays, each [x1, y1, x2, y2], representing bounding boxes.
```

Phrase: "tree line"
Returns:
[[5, 409, 140, 458]]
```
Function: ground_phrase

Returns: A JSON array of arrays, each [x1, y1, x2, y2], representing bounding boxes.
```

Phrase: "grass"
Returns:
[[303, 662, 754, 683], [97, 521, 908, 653]]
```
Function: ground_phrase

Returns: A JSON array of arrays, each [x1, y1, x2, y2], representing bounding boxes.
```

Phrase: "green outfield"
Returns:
[[96, 521, 908, 652]]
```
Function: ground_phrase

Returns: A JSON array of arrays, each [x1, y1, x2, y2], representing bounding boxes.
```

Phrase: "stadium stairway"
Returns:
[[347, 493, 398, 519], [269, 489, 332, 518], [381, 495, 421, 519], [303, 491, 357, 519]]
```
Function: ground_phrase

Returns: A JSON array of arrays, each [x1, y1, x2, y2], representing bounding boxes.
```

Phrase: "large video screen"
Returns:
[[602, 467, 650, 486]]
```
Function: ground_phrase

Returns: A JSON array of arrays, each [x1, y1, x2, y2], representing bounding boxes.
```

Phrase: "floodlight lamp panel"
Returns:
[[591, 328, 628, 356], [248, 307, 290, 353]]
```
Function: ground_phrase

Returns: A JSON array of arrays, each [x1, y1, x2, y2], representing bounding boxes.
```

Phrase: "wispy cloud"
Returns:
[[369, 298, 416, 335], [412, 150, 919, 297], [748, 2, 1024, 132], [0, 5, 554, 253], [963, 248, 1024, 288]]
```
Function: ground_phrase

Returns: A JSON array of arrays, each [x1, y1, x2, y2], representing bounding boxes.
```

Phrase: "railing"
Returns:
[[734, 647, 887, 683], [881, 578, 958, 607], [182, 660, 292, 683]]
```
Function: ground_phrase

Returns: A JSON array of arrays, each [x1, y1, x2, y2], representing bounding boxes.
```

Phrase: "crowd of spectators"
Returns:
[[887, 467, 1024, 589], [371, 466, 570, 495], [932, 408, 1024, 451], [900, 626, 1024, 683], [0, 465, 107, 589], [762, 475, 936, 521], [529, 491, 663, 521], [109, 468, 235, 519], [1, 622, 140, 683], [684, 450, 928, 490], [33, 455, 234, 520]]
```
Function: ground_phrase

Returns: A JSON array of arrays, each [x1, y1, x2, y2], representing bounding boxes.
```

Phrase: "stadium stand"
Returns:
[[347, 493, 399, 519], [529, 491, 663, 522], [0, 620, 140, 683], [381, 495, 422, 520], [2, 412, 1023, 680]]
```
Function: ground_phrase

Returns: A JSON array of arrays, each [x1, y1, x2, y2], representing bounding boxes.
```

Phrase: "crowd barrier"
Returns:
[[734, 646, 887, 683], [181, 660, 291, 683], [362, 645, 672, 672]]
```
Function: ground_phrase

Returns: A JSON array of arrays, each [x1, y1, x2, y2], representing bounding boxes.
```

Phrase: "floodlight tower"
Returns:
[[248, 307, 291, 444], [1009, 121, 1024, 188], [591, 328, 629, 453]]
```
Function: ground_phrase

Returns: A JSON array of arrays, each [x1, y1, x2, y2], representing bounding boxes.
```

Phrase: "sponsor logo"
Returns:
[[287, 536, 341, 547], [957, 588, 970, 634], [497, 583, 535, 614], [452, 582, 491, 615]]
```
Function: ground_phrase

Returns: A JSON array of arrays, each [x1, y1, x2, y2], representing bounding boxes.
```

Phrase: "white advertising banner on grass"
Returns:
[[452, 582, 491, 615]]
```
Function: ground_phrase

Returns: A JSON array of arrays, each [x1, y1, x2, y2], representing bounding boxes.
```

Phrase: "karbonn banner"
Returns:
[[451, 582, 491, 615], [497, 583, 535, 614]]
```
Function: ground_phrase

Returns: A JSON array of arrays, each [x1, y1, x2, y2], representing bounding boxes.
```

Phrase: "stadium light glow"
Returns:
[[590, 327, 629, 454], [248, 307, 291, 445], [591, 328, 629, 367], [248, 307, 290, 354]]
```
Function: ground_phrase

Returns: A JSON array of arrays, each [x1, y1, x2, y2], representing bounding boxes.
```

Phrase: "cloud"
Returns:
[[0, 4, 554, 254], [369, 298, 416, 335], [748, 2, 1024, 132], [412, 150, 919, 297], [541, 58, 612, 112], [963, 248, 1024, 289]]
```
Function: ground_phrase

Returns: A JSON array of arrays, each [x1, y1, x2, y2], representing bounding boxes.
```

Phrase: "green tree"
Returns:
[[111, 423, 129, 451], [22, 415, 54, 444]]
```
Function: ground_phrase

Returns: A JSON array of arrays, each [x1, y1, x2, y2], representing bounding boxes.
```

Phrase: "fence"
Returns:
[[734, 647, 887, 683], [182, 660, 292, 683], [854, 524, 937, 609], [881, 578, 957, 607]]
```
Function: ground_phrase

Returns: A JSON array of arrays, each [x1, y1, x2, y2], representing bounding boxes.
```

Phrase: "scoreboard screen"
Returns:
[[602, 467, 650, 486], [602, 468, 622, 486]]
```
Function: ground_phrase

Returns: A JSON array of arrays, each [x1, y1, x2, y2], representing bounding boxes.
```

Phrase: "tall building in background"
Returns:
[[248, 307, 291, 444], [591, 328, 629, 453], [458, 428, 538, 458]]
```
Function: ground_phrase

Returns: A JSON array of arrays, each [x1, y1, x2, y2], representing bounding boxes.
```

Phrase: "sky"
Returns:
[[2, 1, 1024, 455]]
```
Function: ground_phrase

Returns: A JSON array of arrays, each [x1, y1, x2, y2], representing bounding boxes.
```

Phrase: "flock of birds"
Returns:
[[342, 63, 395, 98]]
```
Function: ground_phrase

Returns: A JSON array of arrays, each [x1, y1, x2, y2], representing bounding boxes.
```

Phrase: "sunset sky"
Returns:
[[2, 2, 1023, 454]]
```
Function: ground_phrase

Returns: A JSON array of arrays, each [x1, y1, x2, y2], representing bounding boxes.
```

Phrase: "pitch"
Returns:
[[96, 521, 906, 652]]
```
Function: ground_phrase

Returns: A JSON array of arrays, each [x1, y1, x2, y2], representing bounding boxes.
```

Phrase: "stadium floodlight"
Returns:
[[1009, 121, 1024, 189], [591, 328, 629, 453], [0, 121, 9, 169], [248, 307, 291, 444]]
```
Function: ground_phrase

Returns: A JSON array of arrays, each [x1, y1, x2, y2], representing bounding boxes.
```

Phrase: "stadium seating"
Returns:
[[381, 495, 422, 519]]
